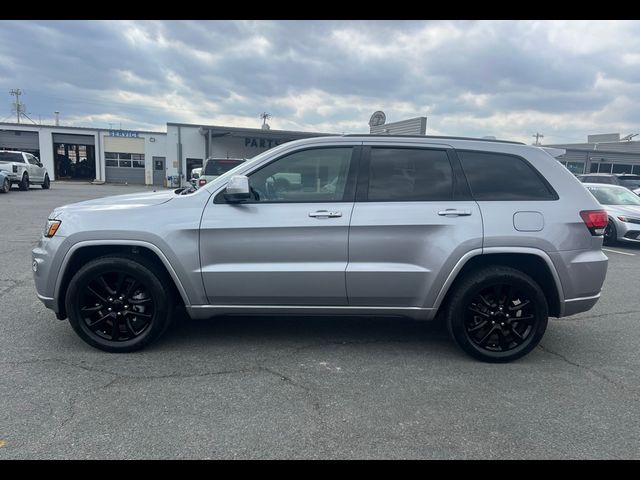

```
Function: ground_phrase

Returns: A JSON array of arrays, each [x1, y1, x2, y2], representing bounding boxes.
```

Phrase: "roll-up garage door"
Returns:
[[52, 133, 95, 145], [0, 130, 39, 151], [104, 136, 146, 185]]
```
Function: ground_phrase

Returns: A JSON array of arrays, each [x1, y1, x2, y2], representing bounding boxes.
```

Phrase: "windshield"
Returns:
[[586, 185, 640, 206], [204, 159, 244, 176]]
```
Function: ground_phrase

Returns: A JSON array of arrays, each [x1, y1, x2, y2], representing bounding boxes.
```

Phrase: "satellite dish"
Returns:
[[369, 111, 386, 127]]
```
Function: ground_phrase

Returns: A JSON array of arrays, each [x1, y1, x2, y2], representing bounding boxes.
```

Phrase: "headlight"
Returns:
[[44, 219, 61, 237], [617, 216, 640, 224]]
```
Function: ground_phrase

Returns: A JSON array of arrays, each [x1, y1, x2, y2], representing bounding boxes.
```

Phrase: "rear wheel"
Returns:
[[446, 266, 548, 363], [603, 220, 617, 246], [1, 178, 9, 193], [41, 174, 50, 189], [65, 254, 174, 352], [18, 173, 29, 191]]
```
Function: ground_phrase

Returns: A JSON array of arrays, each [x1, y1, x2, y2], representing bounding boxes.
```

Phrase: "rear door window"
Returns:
[[366, 148, 453, 201], [458, 150, 557, 200], [0, 152, 24, 163]]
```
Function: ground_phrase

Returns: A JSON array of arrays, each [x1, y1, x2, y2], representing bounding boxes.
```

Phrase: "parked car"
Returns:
[[32, 135, 608, 362], [0, 170, 11, 193], [0, 150, 50, 190], [577, 173, 640, 195], [195, 158, 245, 188], [189, 167, 202, 188], [583, 183, 640, 245]]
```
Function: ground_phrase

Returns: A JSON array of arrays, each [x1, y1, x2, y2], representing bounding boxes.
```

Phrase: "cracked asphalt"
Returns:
[[1, 182, 640, 459]]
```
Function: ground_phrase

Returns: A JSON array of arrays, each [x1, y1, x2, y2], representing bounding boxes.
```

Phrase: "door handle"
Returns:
[[309, 210, 342, 218], [438, 209, 472, 217]]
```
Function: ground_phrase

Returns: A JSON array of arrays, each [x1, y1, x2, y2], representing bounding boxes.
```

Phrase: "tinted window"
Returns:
[[367, 148, 453, 201], [205, 159, 244, 176], [0, 152, 23, 163], [26, 154, 38, 165], [458, 150, 556, 200], [248, 148, 352, 203]]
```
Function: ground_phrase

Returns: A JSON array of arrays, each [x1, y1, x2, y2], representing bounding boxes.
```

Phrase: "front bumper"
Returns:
[[615, 218, 640, 242], [32, 235, 66, 314]]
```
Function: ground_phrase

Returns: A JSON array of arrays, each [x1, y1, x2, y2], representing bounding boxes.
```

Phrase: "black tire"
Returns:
[[18, 173, 29, 191], [65, 254, 175, 352], [603, 220, 617, 246], [446, 266, 548, 363], [1, 178, 9, 193], [41, 174, 50, 189]]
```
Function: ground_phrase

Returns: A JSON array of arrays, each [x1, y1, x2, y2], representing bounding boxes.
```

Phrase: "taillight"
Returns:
[[579, 210, 608, 236], [12, 165, 18, 173], [198, 179, 207, 187]]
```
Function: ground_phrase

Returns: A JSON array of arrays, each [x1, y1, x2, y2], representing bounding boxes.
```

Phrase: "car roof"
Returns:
[[578, 173, 616, 177], [582, 182, 629, 190], [341, 134, 525, 145]]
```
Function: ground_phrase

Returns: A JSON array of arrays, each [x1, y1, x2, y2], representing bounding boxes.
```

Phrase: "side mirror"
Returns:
[[223, 175, 251, 203]]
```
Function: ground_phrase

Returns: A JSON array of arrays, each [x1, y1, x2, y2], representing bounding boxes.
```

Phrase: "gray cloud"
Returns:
[[1, 20, 640, 144]]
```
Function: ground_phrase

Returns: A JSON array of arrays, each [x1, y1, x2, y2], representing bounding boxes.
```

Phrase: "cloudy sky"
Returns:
[[1, 20, 639, 144]]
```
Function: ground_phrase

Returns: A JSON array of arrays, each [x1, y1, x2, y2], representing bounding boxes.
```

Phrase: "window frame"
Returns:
[[456, 149, 559, 201], [355, 145, 471, 202], [214, 146, 361, 204]]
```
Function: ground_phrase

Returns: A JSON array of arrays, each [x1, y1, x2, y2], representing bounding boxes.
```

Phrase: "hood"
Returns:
[[51, 189, 176, 218], [604, 204, 640, 219]]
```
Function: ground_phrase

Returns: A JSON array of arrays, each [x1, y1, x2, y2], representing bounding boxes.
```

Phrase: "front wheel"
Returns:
[[603, 220, 617, 246], [65, 254, 174, 352], [1, 178, 9, 193], [446, 266, 548, 363], [41, 174, 50, 189]]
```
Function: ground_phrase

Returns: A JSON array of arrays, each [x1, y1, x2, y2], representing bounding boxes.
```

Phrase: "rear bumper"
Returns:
[[550, 248, 608, 317], [562, 293, 601, 317]]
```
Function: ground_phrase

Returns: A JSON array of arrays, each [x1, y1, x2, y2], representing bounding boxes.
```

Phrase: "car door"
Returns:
[[346, 143, 483, 308], [24, 154, 42, 182], [199, 144, 360, 305]]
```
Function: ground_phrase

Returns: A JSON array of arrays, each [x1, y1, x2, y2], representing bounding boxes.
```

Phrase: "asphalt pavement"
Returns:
[[1, 182, 639, 459]]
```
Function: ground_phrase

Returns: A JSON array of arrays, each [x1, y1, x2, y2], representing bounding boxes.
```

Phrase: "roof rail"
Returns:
[[342, 134, 525, 145]]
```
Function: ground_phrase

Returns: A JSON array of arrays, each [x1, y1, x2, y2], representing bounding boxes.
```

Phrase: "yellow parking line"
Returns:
[[603, 248, 636, 256]]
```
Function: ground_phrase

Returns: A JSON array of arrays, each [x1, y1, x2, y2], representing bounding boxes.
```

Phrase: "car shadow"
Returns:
[[155, 308, 451, 352]]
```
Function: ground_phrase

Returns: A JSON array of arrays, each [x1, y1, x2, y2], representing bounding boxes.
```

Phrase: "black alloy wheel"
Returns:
[[603, 221, 617, 246], [42, 174, 50, 189], [66, 254, 174, 352], [464, 284, 536, 353], [79, 271, 155, 342], [446, 266, 548, 363]]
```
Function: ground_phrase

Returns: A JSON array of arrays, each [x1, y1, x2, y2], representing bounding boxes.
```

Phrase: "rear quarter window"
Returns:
[[0, 152, 24, 163], [458, 150, 557, 201]]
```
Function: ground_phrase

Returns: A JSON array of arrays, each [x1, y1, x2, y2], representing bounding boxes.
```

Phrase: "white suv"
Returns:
[[196, 158, 245, 188], [0, 150, 50, 190]]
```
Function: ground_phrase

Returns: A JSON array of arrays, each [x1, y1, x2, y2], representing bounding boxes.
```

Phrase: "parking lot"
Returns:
[[1, 182, 639, 459]]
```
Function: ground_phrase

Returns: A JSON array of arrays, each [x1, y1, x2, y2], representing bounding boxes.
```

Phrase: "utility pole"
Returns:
[[532, 132, 544, 145], [10, 89, 24, 123]]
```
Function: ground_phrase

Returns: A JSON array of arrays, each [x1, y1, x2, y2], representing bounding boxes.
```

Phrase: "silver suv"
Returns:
[[32, 136, 609, 362]]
